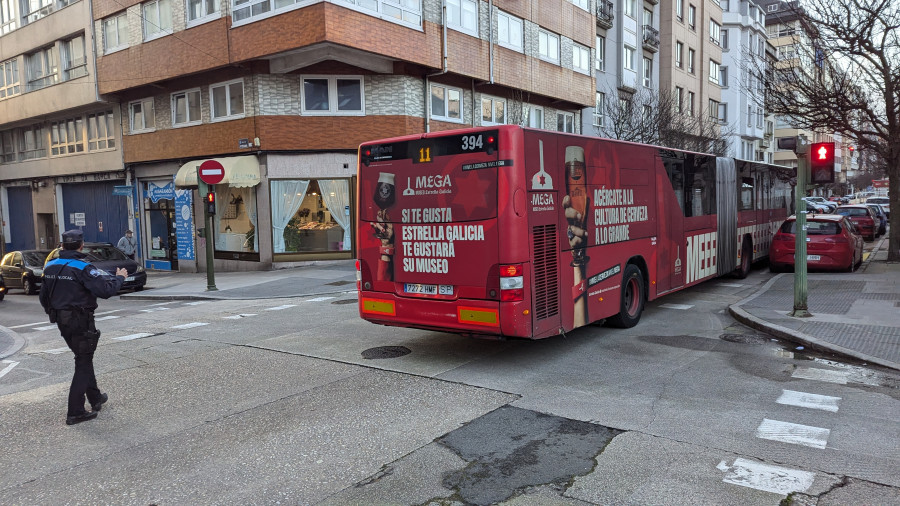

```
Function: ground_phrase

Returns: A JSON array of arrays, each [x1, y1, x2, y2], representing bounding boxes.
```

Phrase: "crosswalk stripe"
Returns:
[[720, 458, 815, 495], [34, 325, 58, 331], [222, 314, 258, 320], [112, 333, 154, 341], [42, 347, 71, 355], [660, 303, 694, 310], [756, 419, 830, 449], [265, 304, 296, 311], [0, 360, 20, 379], [792, 367, 849, 384], [8, 321, 47, 329], [95, 315, 120, 322], [184, 301, 208, 306], [718, 283, 744, 288], [140, 307, 171, 312], [171, 322, 209, 329], [94, 309, 123, 316], [305, 296, 335, 302], [776, 390, 841, 412]]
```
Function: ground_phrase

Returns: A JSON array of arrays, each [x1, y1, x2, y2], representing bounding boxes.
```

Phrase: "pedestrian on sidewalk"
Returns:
[[39, 230, 126, 426], [117, 229, 137, 260]]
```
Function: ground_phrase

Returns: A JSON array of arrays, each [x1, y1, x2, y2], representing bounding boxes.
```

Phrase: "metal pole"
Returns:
[[791, 140, 810, 317], [198, 179, 217, 291]]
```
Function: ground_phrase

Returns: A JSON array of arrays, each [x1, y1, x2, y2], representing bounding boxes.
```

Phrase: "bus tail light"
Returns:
[[357, 259, 373, 291], [356, 260, 362, 290], [500, 263, 524, 302]]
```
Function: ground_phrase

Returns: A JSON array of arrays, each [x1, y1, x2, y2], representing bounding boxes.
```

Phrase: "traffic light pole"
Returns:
[[791, 141, 810, 317], [198, 179, 217, 291]]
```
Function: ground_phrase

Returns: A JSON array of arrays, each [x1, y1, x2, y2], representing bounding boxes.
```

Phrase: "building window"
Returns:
[[270, 179, 351, 254], [596, 35, 605, 72], [643, 57, 652, 87], [675, 41, 683, 68], [594, 91, 606, 127], [757, 107, 764, 128], [187, 0, 218, 24], [171, 89, 202, 126], [103, 13, 128, 53], [719, 65, 728, 87], [301, 76, 365, 115], [25, 46, 57, 91], [524, 105, 543, 128], [721, 29, 728, 49], [557, 112, 575, 133], [430, 84, 462, 122], [50, 117, 83, 156], [447, 0, 478, 35], [61, 34, 87, 81], [573, 43, 590, 74], [687, 91, 695, 115], [21, 0, 53, 24], [571, 0, 588, 10], [675, 0, 683, 21], [624, 0, 635, 18], [643, 104, 652, 120], [1, 0, 17, 34], [18, 124, 46, 160], [747, 105, 752, 127], [709, 60, 721, 85], [0, 130, 15, 162], [688, 4, 696, 29], [142, 0, 173, 41], [88, 111, 115, 150], [709, 99, 725, 122], [0, 58, 20, 99], [674, 86, 683, 113], [643, 8, 652, 26], [538, 29, 559, 62], [624, 45, 635, 71], [687, 48, 695, 74], [710, 20, 721, 46], [319, 0, 421, 28], [130, 98, 156, 132], [210, 79, 244, 120], [497, 11, 523, 51], [481, 95, 506, 125]]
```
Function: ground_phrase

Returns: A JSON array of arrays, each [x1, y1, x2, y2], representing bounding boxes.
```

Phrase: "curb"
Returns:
[[120, 288, 358, 301], [0, 324, 27, 360]]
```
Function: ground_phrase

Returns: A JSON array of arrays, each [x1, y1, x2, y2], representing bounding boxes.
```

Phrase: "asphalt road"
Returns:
[[0, 264, 898, 505]]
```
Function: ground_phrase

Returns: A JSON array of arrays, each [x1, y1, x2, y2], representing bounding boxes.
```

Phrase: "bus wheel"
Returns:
[[735, 238, 752, 279], [608, 264, 645, 328]]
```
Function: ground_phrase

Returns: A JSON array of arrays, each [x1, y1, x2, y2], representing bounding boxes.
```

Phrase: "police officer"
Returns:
[[40, 230, 127, 425]]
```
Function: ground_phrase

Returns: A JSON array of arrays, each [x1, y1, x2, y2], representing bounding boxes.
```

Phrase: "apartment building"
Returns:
[[720, 0, 767, 161], [584, 0, 660, 136], [658, 0, 724, 137], [0, 0, 128, 255], [90, 0, 595, 272]]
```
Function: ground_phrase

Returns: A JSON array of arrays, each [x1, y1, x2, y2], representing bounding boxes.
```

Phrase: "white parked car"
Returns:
[[866, 196, 890, 218]]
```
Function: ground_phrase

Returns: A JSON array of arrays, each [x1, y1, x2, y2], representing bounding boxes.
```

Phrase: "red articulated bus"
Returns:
[[355, 125, 792, 339]]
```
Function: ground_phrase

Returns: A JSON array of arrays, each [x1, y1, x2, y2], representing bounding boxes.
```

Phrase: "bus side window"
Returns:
[[663, 156, 686, 215]]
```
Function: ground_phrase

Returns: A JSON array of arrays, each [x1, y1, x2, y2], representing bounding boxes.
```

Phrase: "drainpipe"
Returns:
[[488, 0, 494, 84], [425, 0, 450, 133]]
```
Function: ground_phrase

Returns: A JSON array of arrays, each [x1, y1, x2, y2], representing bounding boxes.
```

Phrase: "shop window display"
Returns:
[[271, 179, 351, 254], [213, 185, 258, 252]]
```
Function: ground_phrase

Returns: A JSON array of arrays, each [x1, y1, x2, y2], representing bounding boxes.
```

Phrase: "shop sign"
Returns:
[[146, 181, 176, 203], [113, 185, 133, 196], [175, 189, 195, 261]]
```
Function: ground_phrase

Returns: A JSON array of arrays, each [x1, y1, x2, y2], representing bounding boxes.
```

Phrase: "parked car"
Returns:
[[769, 214, 864, 273], [866, 203, 888, 237], [866, 196, 890, 218], [0, 272, 6, 301], [0, 250, 51, 295], [805, 196, 838, 212], [801, 198, 829, 214], [44, 243, 147, 291], [833, 205, 878, 241]]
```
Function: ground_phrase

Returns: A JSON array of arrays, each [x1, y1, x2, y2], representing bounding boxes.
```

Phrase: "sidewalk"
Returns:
[[730, 235, 900, 371]]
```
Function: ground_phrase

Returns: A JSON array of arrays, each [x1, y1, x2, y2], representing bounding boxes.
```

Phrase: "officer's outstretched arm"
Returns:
[[82, 267, 125, 299]]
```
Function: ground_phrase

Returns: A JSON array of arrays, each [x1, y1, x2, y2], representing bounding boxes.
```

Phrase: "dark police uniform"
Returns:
[[39, 230, 124, 424]]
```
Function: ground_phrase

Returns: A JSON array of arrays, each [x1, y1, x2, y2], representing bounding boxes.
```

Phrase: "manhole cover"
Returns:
[[361, 346, 411, 359], [720, 333, 770, 345], [326, 280, 355, 286], [331, 299, 357, 305]]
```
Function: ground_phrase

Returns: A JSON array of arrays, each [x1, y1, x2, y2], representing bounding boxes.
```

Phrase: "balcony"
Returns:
[[597, 1, 614, 29], [759, 137, 770, 148], [642, 25, 660, 53]]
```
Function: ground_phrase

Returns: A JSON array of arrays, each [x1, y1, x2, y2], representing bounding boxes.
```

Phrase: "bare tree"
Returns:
[[749, 0, 900, 260]]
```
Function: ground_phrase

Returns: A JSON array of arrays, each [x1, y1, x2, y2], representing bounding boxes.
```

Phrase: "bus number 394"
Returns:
[[461, 135, 483, 151]]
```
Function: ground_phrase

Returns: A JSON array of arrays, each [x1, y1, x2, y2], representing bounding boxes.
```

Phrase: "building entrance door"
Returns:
[[145, 199, 178, 270]]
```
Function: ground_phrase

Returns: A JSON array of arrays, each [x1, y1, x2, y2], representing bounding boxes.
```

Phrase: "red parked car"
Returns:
[[834, 204, 878, 241], [769, 215, 864, 273]]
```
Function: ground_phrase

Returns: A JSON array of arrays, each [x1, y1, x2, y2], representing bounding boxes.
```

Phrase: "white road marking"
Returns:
[[264, 304, 296, 311], [146, 302, 171, 306], [171, 322, 209, 329], [94, 309, 123, 316], [42, 347, 71, 355], [112, 333, 155, 341], [792, 367, 849, 385], [8, 321, 48, 329], [305, 296, 335, 302], [756, 419, 830, 449], [140, 307, 171, 312], [0, 360, 20, 379], [95, 315, 120, 322], [659, 303, 695, 310], [34, 325, 58, 331], [183, 301, 208, 306], [720, 458, 816, 495], [777, 390, 841, 412], [718, 283, 744, 288], [222, 314, 258, 320]]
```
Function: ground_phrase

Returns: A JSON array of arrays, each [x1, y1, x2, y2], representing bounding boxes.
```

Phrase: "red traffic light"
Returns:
[[206, 192, 215, 203], [809, 142, 835, 184]]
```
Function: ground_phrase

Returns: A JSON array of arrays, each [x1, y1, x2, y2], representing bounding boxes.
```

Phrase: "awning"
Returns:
[[175, 155, 260, 188]]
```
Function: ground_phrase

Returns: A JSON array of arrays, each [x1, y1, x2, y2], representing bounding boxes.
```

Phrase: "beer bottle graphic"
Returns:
[[566, 146, 587, 264]]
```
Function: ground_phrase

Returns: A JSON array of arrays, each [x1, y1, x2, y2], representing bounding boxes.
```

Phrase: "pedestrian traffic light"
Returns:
[[809, 142, 835, 184], [206, 191, 216, 214]]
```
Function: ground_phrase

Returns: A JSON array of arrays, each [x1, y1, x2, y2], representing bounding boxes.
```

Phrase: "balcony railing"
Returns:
[[642, 25, 660, 52], [597, 1, 614, 29]]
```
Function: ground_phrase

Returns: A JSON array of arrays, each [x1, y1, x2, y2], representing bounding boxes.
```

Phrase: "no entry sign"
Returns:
[[199, 160, 225, 185]]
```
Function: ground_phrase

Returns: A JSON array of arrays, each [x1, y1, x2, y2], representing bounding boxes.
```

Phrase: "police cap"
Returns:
[[62, 229, 84, 245]]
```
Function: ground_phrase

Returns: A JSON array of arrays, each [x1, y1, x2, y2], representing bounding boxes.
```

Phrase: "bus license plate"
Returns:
[[404, 283, 453, 295], [807, 255, 821, 261]]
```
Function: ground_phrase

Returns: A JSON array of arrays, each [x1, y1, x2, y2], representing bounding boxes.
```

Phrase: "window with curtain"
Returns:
[[213, 185, 258, 253], [271, 179, 352, 255]]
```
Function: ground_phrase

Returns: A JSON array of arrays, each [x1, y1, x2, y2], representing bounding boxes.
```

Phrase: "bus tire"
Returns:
[[735, 237, 752, 279], [608, 264, 645, 328]]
